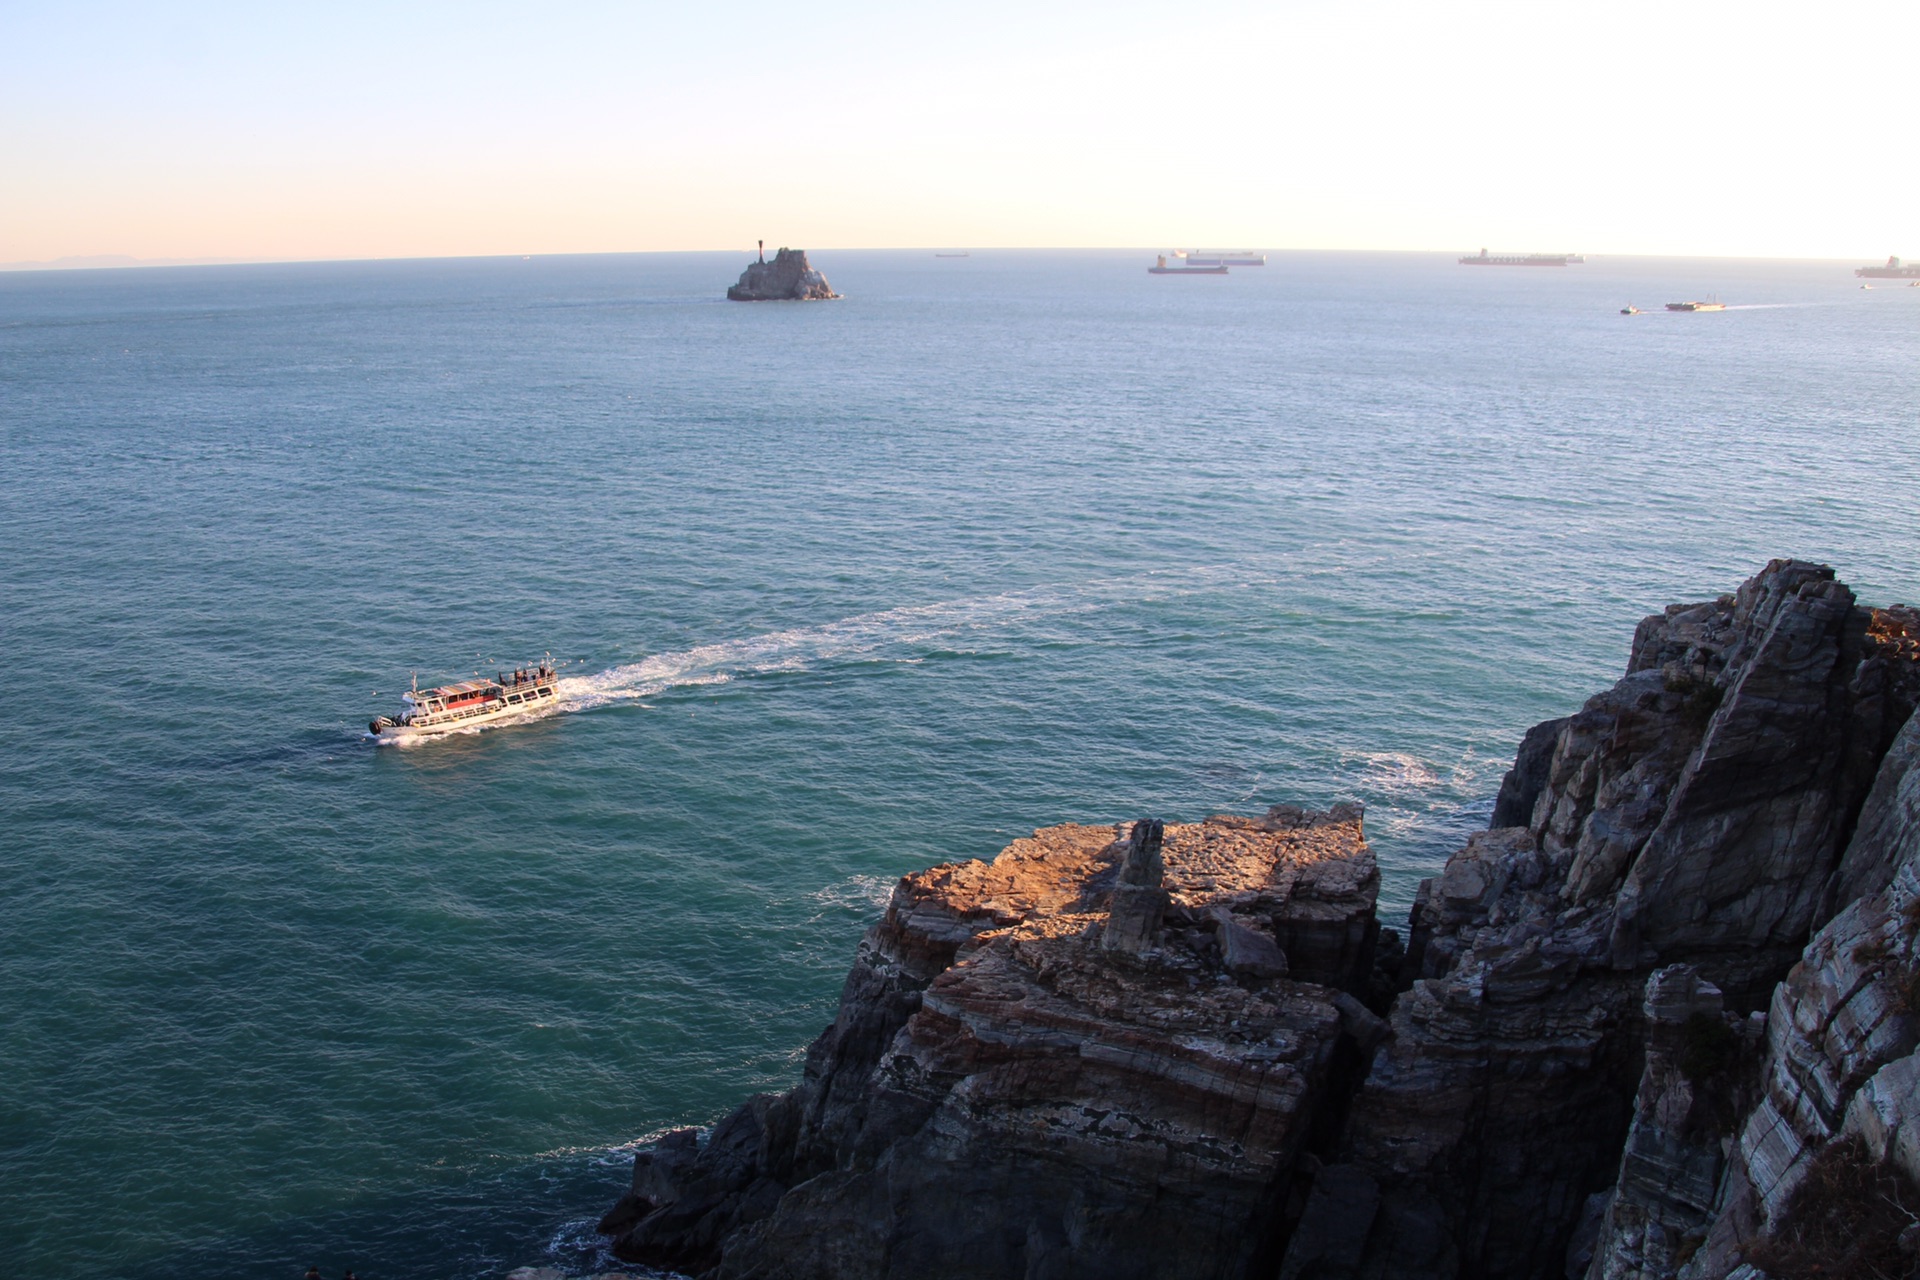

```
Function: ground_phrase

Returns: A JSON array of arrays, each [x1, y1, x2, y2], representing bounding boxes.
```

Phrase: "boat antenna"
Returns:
[[412, 671, 417, 694]]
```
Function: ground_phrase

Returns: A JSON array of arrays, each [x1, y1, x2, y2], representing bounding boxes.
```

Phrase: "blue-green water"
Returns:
[[2, 250, 1915, 1278]]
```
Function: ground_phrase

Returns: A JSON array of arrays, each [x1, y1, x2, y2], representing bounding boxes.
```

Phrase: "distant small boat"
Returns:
[[934, 252, 970, 258], [1148, 254, 1228, 275], [1620, 305, 1642, 315], [1665, 300, 1726, 312]]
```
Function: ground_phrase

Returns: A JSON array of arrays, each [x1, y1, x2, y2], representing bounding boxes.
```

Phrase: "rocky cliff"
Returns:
[[600, 809, 1383, 1279], [1283, 560, 1920, 1279], [726, 248, 838, 301], [595, 560, 1920, 1280]]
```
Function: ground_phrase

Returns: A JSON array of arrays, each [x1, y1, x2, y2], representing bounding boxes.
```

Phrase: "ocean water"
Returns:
[[1, 249, 1915, 1279]]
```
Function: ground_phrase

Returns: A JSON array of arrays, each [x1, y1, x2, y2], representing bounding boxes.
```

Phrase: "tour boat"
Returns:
[[369, 658, 560, 740]]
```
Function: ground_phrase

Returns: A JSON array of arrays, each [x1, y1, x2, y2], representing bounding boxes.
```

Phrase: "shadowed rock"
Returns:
[[1490, 714, 1568, 829], [1293, 560, 1920, 1280]]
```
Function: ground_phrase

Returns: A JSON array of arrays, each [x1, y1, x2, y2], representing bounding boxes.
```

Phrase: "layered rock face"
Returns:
[[726, 248, 838, 301], [600, 807, 1381, 1279], [1668, 710, 1920, 1277], [1292, 561, 1920, 1279]]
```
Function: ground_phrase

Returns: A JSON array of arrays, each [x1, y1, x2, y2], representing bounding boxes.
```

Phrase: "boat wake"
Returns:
[[377, 554, 1379, 744], [554, 586, 1118, 713], [372, 580, 1184, 745]]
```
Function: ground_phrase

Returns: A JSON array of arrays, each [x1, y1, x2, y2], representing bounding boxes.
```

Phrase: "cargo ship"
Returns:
[[1458, 249, 1584, 266], [1179, 251, 1266, 267], [1148, 254, 1228, 275], [1665, 300, 1726, 312], [369, 659, 560, 741], [1856, 256, 1920, 279]]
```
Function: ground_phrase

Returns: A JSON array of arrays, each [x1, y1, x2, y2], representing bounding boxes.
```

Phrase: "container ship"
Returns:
[[1458, 249, 1585, 266], [369, 659, 559, 740], [1856, 256, 1920, 279]]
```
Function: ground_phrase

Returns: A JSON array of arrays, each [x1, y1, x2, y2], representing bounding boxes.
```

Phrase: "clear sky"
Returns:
[[2, 0, 1912, 264]]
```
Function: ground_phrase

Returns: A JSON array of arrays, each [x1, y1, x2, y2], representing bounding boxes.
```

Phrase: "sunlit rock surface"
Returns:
[[600, 807, 1379, 1280]]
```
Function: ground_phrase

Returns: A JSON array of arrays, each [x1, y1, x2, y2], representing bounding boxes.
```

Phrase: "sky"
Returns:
[[1, 0, 1913, 264]]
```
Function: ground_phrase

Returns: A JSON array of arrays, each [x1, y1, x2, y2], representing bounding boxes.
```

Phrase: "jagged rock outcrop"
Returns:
[[1288, 561, 1920, 1280], [599, 807, 1380, 1279], [726, 248, 838, 301], [588, 560, 1920, 1280]]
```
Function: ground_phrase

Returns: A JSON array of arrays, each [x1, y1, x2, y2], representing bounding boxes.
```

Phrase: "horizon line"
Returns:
[[0, 245, 1898, 275]]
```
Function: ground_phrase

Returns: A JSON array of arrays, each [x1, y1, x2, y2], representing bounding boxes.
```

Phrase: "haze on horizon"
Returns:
[[2, 0, 1912, 268]]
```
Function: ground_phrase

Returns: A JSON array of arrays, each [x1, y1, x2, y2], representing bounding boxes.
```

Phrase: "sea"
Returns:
[[2, 249, 1915, 1279]]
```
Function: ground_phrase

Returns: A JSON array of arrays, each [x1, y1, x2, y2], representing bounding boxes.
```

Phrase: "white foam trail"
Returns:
[[552, 555, 1412, 717], [376, 556, 1377, 743], [554, 585, 1122, 714], [368, 582, 1130, 744]]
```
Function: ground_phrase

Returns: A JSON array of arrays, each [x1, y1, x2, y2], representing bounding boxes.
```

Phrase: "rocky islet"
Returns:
[[593, 560, 1920, 1279], [726, 248, 838, 301]]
